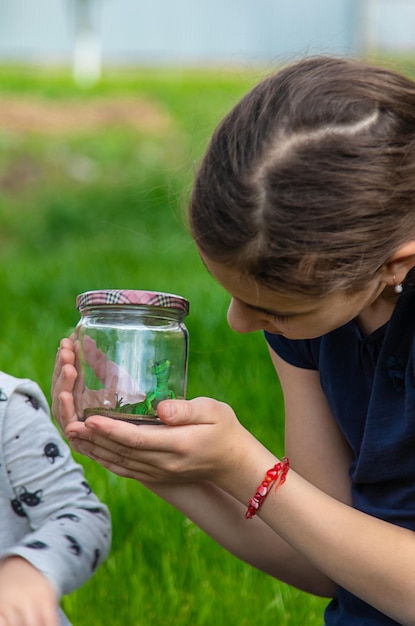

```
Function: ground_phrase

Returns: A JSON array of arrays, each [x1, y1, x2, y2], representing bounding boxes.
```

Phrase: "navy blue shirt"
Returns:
[[265, 287, 415, 626]]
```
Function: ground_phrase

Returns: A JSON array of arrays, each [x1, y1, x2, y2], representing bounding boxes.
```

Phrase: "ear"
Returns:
[[380, 241, 415, 286]]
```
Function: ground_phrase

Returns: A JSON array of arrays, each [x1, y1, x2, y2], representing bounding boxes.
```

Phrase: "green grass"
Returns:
[[0, 62, 334, 625]]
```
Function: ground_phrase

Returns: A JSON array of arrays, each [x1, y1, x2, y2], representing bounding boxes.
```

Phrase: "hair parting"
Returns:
[[189, 56, 415, 296]]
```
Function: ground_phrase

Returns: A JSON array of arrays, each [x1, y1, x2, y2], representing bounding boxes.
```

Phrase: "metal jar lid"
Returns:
[[76, 289, 189, 315]]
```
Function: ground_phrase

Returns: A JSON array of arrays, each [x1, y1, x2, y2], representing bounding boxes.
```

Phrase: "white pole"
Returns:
[[72, 0, 102, 88], [359, 0, 379, 56]]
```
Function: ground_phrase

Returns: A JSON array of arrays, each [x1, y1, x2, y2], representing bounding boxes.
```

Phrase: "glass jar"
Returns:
[[74, 289, 189, 424]]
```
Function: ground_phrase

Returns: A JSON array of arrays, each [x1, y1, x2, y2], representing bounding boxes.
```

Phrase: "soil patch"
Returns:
[[0, 96, 172, 135]]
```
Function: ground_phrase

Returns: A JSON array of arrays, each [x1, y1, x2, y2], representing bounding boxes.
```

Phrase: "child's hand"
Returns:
[[52, 338, 78, 432], [54, 341, 268, 493], [52, 336, 119, 430], [64, 395, 265, 493], [52, 336, 145, 431], [0, 557, 59, 626]]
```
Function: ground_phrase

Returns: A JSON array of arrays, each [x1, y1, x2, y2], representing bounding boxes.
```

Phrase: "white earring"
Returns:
[[393, 276, 403, 293]]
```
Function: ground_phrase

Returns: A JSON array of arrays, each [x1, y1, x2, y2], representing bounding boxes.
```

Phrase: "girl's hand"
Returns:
[[0, 557, 59, 626], [64, 396, 260, 491], [51, 338, 78, 432], [52, 337, 146, 429], [52, 338, 265, 492]]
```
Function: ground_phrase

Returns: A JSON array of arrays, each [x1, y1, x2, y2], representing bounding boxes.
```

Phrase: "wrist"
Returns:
[[245, 457, 290, 519], [213, 429, 281, 506]]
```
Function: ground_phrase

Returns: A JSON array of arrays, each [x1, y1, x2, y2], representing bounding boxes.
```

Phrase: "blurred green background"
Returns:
[[1, 56, 412, 624]]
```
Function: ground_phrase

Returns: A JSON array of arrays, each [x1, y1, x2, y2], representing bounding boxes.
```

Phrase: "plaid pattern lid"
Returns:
[[76, 289, 189, 315]]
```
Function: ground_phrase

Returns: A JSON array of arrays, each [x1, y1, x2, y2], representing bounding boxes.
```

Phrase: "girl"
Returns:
[[52, 56, 415, 625]]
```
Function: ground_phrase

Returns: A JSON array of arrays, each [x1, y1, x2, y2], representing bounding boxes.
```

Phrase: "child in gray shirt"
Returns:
[[0, 371, 111, 625]]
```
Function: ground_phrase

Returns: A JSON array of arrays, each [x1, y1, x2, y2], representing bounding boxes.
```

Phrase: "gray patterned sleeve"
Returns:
[[1, 380, 111, 596]]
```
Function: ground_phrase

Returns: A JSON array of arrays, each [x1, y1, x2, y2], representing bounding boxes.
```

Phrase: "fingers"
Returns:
[[52, 384, 78, 433], [67, 414, 168, 450], [51, 338, 79, 429], [55, 337, 75, 369], [66, 415, 182, 469], [55, 338, 76, 374], [157, 396, 232, 426], [57, 388, 78, 429], [10, 602, 60, 626], [51, 363, 77, 420], [51, 338, 76, 397], [66, 398, 234, 458], [65, 417, 173, 481], [63, 397, 244, 486]]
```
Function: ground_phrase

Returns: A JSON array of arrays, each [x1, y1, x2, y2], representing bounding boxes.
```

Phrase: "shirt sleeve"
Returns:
[[1, 381, 111, 597], [264, 331, 319, 370]]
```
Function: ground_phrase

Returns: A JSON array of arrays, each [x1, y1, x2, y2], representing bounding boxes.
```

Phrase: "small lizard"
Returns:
[[116, 359, 176, 416]]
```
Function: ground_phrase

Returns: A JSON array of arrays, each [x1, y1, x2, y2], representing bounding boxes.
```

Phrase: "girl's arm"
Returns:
[[54, 346, 335, 596], [147, 350, 353, 597], [54, 339, 415, 624], [143, 479, 336, 596], [268, 348, 353, 504], [51, 340, 338, 596], [219, 352, 415, 625]]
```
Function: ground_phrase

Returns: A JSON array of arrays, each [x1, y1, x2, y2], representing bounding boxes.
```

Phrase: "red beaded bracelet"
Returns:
[[245, 457, 290, 519]]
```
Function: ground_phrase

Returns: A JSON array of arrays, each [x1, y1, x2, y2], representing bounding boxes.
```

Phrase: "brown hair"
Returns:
[[189, 56, 415, 296]]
